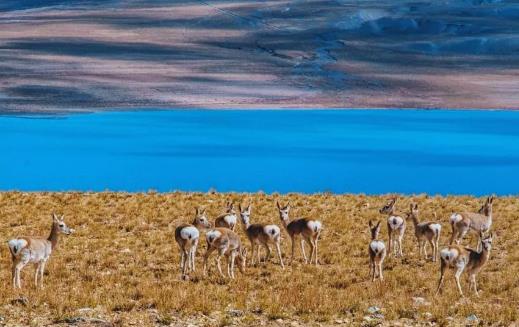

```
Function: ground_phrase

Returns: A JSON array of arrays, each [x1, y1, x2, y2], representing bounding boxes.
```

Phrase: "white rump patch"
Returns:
[[388, 216, 404, 230], [429, 223, 442, 234], [8, 239, 28, 256], [206, 230, 222, 244], [180, 226, 199, 241], [307, 220, 322, 233], [440, 248, 459, 264], [264, 225, 280, 238], [450, 213, 463, 224], [224, 214, 237, 226], [370, 240, 385, 254]]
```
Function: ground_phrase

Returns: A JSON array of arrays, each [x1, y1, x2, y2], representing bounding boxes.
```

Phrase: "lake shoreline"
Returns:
[[1, 106, 518, 117]]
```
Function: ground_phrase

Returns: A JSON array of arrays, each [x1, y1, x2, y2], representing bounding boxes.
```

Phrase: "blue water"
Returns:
[[1, 110, 518, 195]]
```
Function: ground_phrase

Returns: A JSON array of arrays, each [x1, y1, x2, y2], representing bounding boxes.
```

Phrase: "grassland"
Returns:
[[0, 192, 517, 326]]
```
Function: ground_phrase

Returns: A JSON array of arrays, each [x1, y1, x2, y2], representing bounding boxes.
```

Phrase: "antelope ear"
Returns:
[[376, 221, 381, 229], [195, 207, 199, 215], [276, 201, 281, 210], [409, 203, 414, 211], [238, 204, 242, 212], [369, 220, 373, 228], [201, 208, 206, 214], [414, 203, 418, 210], [52, 213, 59, 222], [247, 204, 251, 213]]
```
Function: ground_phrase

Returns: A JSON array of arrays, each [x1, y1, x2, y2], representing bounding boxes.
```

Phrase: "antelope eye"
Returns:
[[59, 223, 64, 227]]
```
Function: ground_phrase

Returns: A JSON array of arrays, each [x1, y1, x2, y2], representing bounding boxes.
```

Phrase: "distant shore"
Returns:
[[1, 1, 518, 114], [1, 106, 517, 116]]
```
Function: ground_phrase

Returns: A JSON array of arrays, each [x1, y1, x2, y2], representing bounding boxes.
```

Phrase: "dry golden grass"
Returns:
[[0, 192, 518, 326]]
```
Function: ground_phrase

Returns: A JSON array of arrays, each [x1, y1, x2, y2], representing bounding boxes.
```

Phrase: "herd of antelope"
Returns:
[[371, 195, 495, 297], [6, 196, 495, 297]]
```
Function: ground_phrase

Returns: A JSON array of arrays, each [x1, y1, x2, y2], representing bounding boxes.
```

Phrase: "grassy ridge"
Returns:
[[0, 192, 517, 326]]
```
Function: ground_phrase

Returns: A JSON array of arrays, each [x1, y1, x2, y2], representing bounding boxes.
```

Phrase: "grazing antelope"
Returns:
[[214, 201, 237, 231], [238, 203, 284, 268], [8, 213, 74, 289], [175, 207, 211, 276], [407, 203, 442, 262], [449, 195, 494, 249], [368, 220, 386, 281], [436, 231, 494, 297], [203, 228, 247, 278], [276, 201, 322, 265], [379, 198, 406, 257]]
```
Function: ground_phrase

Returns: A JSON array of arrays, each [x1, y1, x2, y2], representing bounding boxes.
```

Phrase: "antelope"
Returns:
[[368, 220, 386, 281], [449, 195, 494, 249], [203, 228, 247, 278], [238, 203, 284, 268], [8, 213, 74, 289], [407, 203, 442, 262], [379, 198, 406, 257], [214, 201, 237, 231], [436, 231, 494, 297], [276, 201, 322, 265], [175, 207, 211, 276]]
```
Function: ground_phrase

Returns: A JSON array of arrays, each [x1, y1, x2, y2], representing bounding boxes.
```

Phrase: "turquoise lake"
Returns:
[[1, 110, 518, 195]]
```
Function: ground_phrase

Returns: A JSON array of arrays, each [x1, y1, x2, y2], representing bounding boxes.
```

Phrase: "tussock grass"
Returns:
[[0, 192, 517, 326]]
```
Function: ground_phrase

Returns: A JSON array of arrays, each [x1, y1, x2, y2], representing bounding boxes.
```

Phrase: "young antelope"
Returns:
[[175, 207, 211, 276], [379, 198, 406, 257], [238, 203, 284, 268], [214, 201, 238, 231], [368, 220, 386, 281], [8, 213, 74, 289], [449, 195, 494, 249], [436, 231, 494, 297], [407, 203, 442, 261], [203, 228, 247, 278], [276, 201, 322, 265]]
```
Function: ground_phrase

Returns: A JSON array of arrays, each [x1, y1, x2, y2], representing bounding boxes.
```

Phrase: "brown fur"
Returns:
[[379, 198, 406, 257], [450, 196, 494, 247], [437, 231, 493, 297], [214, 201, 237, 231], [368, 220, 386, 282], [8, 214, 73, 289], [174, 208, 211, 276], [203, 228, 246, 279], [277, 201, 322, 265], [238, 204, 284, 268], [406, 203, 441, 262]]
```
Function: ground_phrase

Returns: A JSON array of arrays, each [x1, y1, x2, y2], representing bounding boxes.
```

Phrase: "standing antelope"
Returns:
[[379, 198, 406, 257], [203, 228, 247, 278], [238, 203, 284, 268], [175, 207, 211, 276], [8, 213, 74, 289], [407, 203, 442, 262], [449, 195, 494, 249], [436, 231, 494, 297], [214, 201, 237, 231], [276, 201, 322, 265], [368, 220, 386, 281]]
